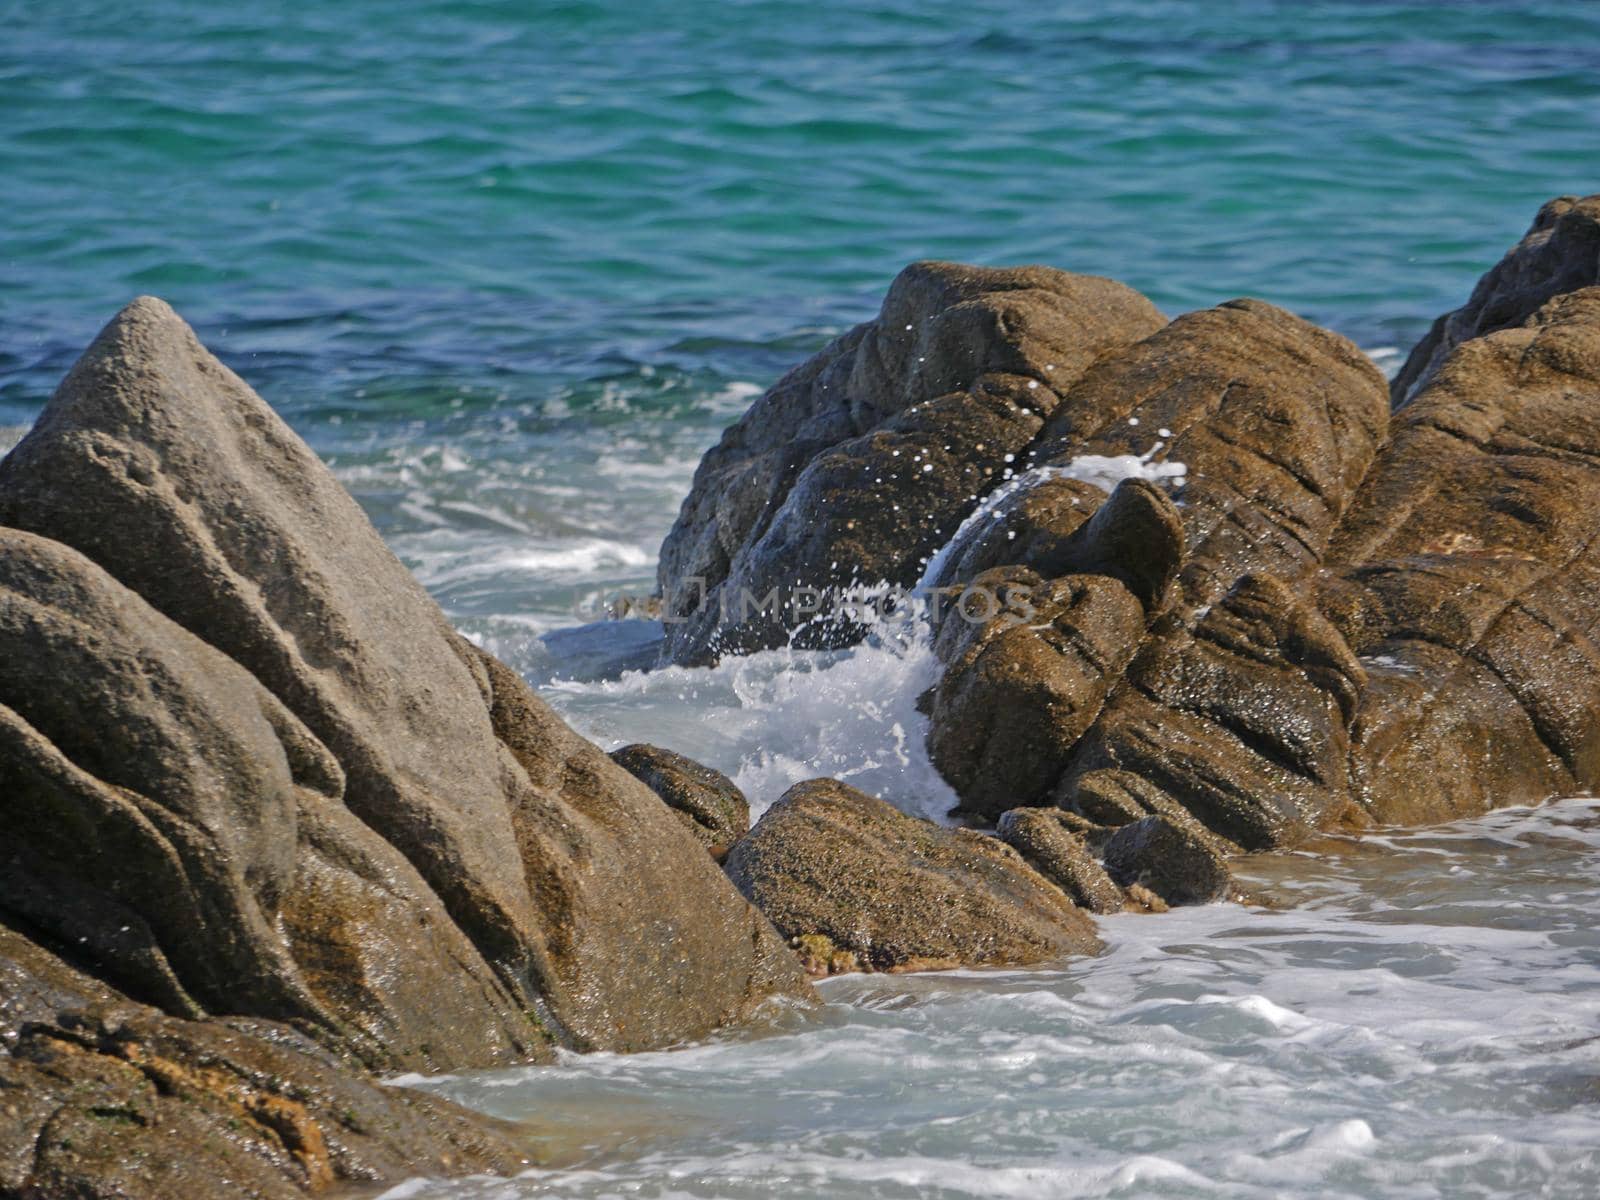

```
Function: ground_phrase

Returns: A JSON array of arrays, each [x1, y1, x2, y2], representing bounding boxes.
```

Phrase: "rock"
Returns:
[[0, 297, 810, 1070], [610, 743, 750, 853], [1391, 194, 1600, 405], [1323, 284, 1600, 823], [928, 572, 1150, 820], [1061, 573, 1369, 850], [0, 528, 532, 1072], [1032, 297, 1389, 615], [474, 649, 808, 1051], [1064, 769, 1240, 856], [657, 262, 1166, 664], [995, 809, 1123, 914], [0, 921, 530, 1200], [1101, 816, 1232, 906], [724, 780, 1100, 972]]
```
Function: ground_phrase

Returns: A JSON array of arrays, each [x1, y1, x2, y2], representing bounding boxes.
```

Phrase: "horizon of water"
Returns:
[[5, 2, 1600, 1197]]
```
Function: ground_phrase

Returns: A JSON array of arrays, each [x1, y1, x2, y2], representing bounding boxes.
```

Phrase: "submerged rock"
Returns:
[[610, 743, 750, 854], [725, 780, 1100, 972], [656, 261, 1165, 665]]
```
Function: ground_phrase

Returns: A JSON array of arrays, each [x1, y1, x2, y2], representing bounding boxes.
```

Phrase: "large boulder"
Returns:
[[724, 779, 1100, 972], [0, 921, 530, 1200], [0, 529, 535, 1072], [1391, 194, 1600, 405], [0, 297, 810, 1073], [1323, 285, 1600, 823], [928, 299, 1388, 828], [656, 262, 1166, 664]]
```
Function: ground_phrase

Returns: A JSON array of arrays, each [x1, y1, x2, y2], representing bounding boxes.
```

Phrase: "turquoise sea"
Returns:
[[4, 3, 1600, 1197]]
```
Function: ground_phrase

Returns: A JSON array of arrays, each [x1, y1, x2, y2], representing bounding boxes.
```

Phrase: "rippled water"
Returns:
[[6, 3, 1600, 1196], [387, 800, 1600, 1199]]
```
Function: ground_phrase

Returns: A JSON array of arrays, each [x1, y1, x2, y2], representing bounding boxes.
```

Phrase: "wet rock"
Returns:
[[1062, 573, 1369, 850], [657, 262, 1165, 664], [0, 528, 531, 1072], [0, 922, 530, 1200], [1101, 816, 1232, 906], [725, 780, 1100, 972], [1391, 194, 1600, 405], [995, 809, 1123, 914], [1065, 768, 1240, 856], [1324, 285, 1600, 823], [928, 572, 1150, 820], [925, 480, 1184, 820], [1032, 297, 1389, 615], [610, 743, 750, 853], [0, 297, 810, 1070]]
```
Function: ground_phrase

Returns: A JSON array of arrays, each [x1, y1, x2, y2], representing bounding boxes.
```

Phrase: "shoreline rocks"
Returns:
[[0, 299, 810, 1198], [664, 192, 1600, 920], [725, 780, 1100, 975], [656, 261, 1165, 665]]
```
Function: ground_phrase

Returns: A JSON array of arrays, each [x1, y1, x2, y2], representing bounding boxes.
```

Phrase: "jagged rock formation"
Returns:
[[656, 262, 1165, 664], [1390, 193, 1600, 404], [666, 192, 1600, 881], [0, 298, 811, 1198]]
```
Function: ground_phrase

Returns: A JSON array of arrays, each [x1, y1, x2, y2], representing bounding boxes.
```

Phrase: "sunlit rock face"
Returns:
[[666, 197, 1600, 860]]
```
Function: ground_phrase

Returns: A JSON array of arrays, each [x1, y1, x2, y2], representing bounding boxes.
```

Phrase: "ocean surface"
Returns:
[[4, 2, 1600, 1195]]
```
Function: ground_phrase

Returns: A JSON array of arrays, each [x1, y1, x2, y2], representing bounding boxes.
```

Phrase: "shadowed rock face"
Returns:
[[1390, 194, 1600, 405], [0, 299, 810, 1075], [656, 261, 1166, 665], [0, 922, 531, 1200], [725, 780, 1100, 972]]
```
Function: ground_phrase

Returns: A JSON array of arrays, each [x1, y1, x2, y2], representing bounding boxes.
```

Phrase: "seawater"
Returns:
[[5, 2, 1600, 1196], [388, 801, 1600, 1199]]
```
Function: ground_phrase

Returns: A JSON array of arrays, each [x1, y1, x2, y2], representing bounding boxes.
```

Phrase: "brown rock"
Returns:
[[1033, 297, 1389, 615], [657, 262, 1165, 664], [995, 809, 1123, 914], [610, 743, 750, 853], [474, 650, 808, 1050], [1391, 194, 1600, 405], [0, 528, 532, 1072], [1062, 574, 1368, 849], [724, 780, 1100, 972], [1101, 816, 1233, 906], [928, 572, 1149, 820], [0, 922, 530, 1200], [1321, 287, 1600, 822], [0, 297, 810, 1069]]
